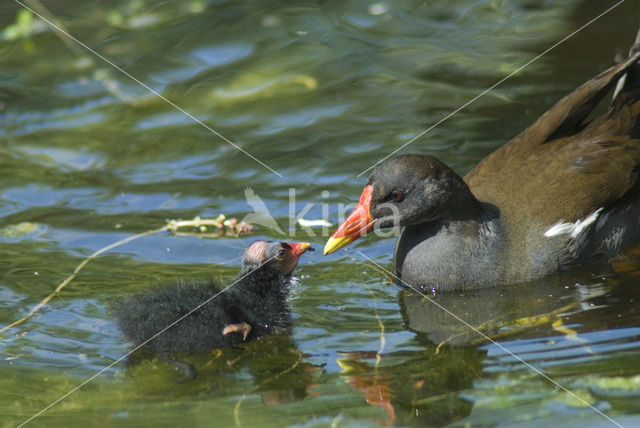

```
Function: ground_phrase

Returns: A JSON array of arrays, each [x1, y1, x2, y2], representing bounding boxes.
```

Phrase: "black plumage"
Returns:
[[116, 240, 312, 379]]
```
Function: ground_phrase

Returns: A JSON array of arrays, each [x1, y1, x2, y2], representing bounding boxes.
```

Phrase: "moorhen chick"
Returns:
[[324, 32, 640, 292], [116, 240, 312, 379]]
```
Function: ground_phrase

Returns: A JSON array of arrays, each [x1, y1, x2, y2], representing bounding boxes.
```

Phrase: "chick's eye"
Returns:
[[277, 249, 286, 257], [390, 190, 404, 203]]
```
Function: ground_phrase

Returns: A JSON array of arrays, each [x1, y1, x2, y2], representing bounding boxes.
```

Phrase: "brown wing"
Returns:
[[465, 51, 640, 227]]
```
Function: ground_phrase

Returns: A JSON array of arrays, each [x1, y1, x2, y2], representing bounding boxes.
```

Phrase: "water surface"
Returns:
[[1, 0, 640, 426]]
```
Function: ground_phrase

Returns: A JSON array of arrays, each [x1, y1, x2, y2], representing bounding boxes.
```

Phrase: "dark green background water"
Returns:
[[1, 0, 640, 426]]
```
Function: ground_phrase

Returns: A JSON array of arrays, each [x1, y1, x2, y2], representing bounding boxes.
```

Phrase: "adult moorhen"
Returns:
[[324, 33, 640, 292], [116, 240, 312, 379]]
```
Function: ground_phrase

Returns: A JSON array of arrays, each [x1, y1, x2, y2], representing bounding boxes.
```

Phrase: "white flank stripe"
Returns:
[[544, 208, 603, 238]]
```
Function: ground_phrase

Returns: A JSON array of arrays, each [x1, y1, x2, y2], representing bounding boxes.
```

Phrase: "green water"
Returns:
[[1, 0, 640, 426]]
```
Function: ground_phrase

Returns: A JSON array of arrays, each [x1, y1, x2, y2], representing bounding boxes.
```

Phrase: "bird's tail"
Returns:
[[612, 28, 640, 100]]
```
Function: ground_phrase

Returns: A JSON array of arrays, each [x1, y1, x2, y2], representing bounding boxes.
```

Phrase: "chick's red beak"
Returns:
[[286, 242, 312, 257], [324, 185, 375, 255]]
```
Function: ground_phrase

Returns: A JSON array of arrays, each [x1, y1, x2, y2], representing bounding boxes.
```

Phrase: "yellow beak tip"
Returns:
[[295, 242, 312, 255], [323, 236, 350, 256]]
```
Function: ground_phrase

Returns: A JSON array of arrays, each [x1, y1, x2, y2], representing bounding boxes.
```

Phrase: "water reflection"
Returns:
[[336, 263, 638, 426], [399, 271, 613, 347], [125, 332, 317, 405], [338, 345, 482, 426]]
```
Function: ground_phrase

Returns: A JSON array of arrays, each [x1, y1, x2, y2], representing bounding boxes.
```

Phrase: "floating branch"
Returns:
[[167, 215, 253, 237]]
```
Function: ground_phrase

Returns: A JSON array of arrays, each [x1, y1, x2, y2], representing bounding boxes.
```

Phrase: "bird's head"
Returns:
[[241, 240, 313, 275]]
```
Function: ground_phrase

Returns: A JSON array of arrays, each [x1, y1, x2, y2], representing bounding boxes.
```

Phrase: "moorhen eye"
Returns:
[[391, 190, 404, 203], [277, 249, 286, 257]]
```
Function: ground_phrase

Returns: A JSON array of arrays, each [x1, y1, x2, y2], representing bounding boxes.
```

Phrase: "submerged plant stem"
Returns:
[[0, 216, 251, 335], [0, 225, 171, 335]]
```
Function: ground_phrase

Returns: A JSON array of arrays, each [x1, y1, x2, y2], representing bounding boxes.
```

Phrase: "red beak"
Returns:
[[323, 185, 375, 255], [286, 242, 312, 256]]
